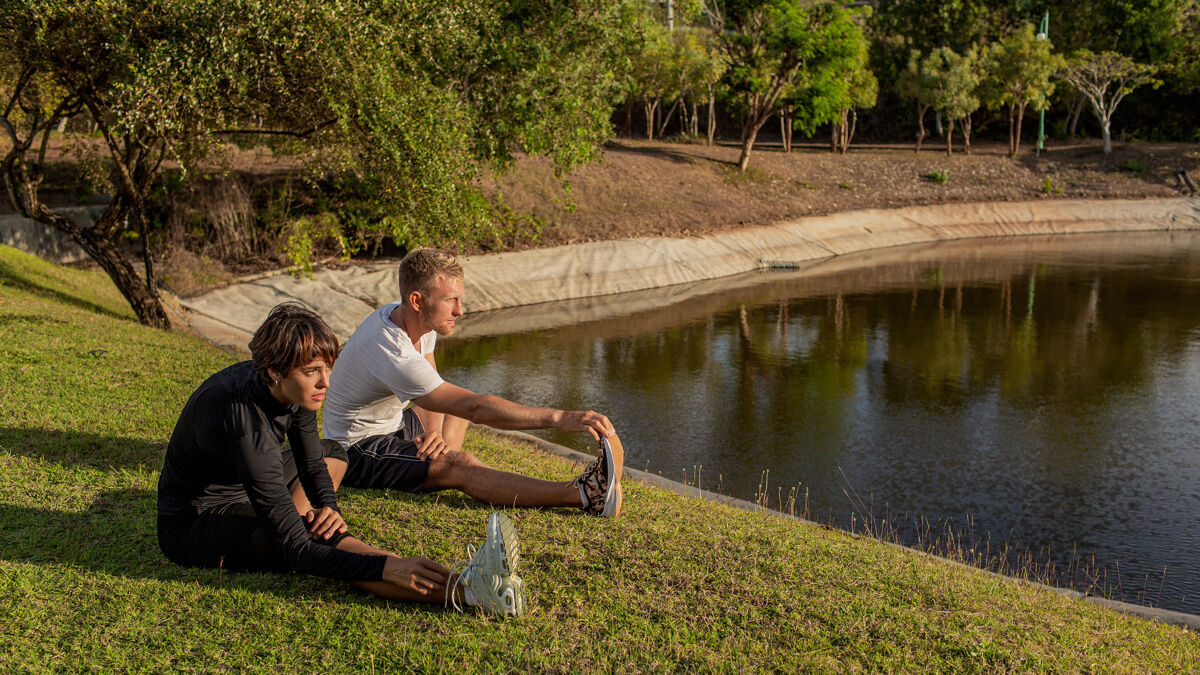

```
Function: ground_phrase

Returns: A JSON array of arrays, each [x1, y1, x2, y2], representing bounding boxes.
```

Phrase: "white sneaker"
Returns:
[[447, 512, 525, 617]]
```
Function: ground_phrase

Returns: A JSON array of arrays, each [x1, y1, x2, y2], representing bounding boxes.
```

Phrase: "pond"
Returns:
[[440, 231, 1200, 615]]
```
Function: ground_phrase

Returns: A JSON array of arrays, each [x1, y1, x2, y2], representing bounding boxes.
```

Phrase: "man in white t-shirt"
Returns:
[[322, 248, 623, 517]]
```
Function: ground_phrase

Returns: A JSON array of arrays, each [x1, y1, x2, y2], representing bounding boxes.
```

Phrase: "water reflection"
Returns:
[[441, 232, 1200, 614]]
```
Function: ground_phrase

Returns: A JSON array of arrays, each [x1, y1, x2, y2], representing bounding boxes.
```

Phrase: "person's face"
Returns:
[[418, 274, 465, 337], [271, 357, 331, 411]]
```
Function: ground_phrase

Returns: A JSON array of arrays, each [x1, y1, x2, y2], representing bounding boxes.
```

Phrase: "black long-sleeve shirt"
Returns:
[[158, 361, 386, 581]]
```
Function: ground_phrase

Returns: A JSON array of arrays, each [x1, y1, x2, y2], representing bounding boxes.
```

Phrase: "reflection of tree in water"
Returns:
[[875, 263, 1200, 411]]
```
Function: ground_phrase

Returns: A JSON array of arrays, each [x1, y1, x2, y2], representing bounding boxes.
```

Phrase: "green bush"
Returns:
[[925, 169, 950, 185]]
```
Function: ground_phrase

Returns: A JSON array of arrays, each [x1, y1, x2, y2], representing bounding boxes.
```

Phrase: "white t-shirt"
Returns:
[[322, 302, 444, 444]]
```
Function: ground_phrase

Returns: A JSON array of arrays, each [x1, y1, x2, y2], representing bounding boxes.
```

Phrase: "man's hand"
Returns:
[[556, 410, 615, 441], [382, 556, 450, 595], [414, 430, 449, 460], [305, 506, 348, 541]]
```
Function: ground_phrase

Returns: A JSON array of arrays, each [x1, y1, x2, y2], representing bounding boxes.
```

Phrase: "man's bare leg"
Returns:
[[421, 451, 583, 508], [291, 458, 348, 515], [413, 406, 468, 452], [439, 414, 468, 453]]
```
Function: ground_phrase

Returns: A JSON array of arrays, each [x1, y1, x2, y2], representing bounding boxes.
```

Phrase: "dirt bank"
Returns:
[[490, 139, 1197, 248]]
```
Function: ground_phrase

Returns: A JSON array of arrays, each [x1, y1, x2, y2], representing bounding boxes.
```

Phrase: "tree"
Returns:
[[980, 25, 1065, 157], [897, 50, 936, 154], [675, 27, 726, 144], [1058, 50, 1160, 154], [628, 23, 679, 140], [783, 11, 876, 155], [921, 48, 981, 156], [711, 0, 859, 171], [1, 0, 633, 326]]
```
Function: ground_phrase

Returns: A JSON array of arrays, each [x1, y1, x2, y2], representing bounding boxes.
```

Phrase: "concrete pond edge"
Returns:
[[481, 428, 1200, 632], [176, 196, 1200, 352]]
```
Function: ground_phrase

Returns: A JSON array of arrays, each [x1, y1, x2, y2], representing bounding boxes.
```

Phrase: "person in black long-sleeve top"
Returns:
[[157, 303, 460, 603]]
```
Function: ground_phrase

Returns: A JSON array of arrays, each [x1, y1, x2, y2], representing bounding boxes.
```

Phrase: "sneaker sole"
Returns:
[[489, 512, 520, 574], [600, 433, 625, 517]]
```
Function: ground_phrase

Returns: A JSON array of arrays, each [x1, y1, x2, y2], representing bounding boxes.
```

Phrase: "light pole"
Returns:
[[1036, 11, 1049, 155]]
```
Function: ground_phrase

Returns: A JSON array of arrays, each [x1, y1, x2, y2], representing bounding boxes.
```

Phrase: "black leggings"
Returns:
[[157, 502, 347, 572]]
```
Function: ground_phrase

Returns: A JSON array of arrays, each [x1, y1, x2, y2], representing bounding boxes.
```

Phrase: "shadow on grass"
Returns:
[[0, 487, 424, 609], [0, 258, 130, 321], [605, 139, 736, 168], [0, 428, 166, 471], [1017, 142, 1195, 192]]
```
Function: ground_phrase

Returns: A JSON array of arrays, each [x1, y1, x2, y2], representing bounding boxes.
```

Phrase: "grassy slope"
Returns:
[[0, 245, 1196, 671]]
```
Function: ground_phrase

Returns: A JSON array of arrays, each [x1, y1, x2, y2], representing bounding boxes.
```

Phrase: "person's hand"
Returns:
[[413, 430, 449, 460], [556, 410, 614, 441], [305, 506, 348, 540], [382, 556, 450, 596]]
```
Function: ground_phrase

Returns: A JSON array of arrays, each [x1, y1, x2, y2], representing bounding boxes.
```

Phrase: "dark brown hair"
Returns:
[[398, 248, 464, 301], [248, 302, 339, 384]]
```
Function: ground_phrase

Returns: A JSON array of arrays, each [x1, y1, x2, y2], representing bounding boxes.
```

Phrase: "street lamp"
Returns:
[[1036, 11, 1049, 154]]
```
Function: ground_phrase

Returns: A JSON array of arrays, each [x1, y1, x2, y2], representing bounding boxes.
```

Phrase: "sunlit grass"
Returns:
[[1, 244, 1197, 670]]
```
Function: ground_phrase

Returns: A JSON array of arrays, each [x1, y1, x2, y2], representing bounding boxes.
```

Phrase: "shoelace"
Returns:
[[446, 543, 478, 612]]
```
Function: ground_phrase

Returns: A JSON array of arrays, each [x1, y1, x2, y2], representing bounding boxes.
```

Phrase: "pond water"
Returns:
[[440, 231, 1200, 615]]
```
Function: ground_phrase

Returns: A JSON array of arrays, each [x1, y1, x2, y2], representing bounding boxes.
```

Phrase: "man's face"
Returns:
[[418, 274, 465, 336]]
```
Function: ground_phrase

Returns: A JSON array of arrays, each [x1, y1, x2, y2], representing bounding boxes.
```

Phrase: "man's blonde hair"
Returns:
[[398, 248, 464, 300]]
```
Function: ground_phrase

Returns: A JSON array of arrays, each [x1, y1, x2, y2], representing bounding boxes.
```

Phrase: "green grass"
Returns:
[[1, 244, 1198, 671]]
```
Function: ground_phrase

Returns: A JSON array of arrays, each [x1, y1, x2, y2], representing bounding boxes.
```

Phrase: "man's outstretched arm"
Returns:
[[413, 382, 614, 440]]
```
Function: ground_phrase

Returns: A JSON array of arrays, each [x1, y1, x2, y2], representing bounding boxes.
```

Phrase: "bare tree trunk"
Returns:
[[961, 115, 973, 155], [915, 102, 928, 154], [658, 97, 682, 138], [844, 109, 857, 153], [946, 118, 954, 156], [1013, 103, 1025, 157], [706, 92, 716, 146], [1068, 94, 1085, 137], [643, 99, 659, 140], [738, 124, 762, 171], [1008, 104, 1017, 156], [1101, 114, 1113, 153]]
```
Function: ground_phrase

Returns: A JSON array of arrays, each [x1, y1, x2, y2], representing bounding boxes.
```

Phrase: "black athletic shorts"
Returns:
[[342, 408, 430, 492]]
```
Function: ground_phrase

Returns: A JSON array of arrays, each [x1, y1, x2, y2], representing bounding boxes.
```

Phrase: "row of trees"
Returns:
[[623, 1, 1194, 163]]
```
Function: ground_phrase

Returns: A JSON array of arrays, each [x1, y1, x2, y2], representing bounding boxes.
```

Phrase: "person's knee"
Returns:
[[422, 451, 485, 489], [440, 450, 485, 468]]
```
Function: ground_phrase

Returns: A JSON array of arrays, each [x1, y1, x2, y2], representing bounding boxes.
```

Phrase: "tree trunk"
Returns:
[[1013, 103, 1026, 157], [35, 202, 168, 328], [1068, 95, 1085, 137], [915, 103, 928, 154], [1101, 116, 1113, 154], [706, 92, 716, 146], [658, 97, 682, 138], [643, 99, 659, 140], [961, 115, 973, 155], [844, 109, 857, 153], [1008, 104, 1017, 156], [945, 119, 953, 156], [738, 125, 761, 171], [781, 114, 789, 154]]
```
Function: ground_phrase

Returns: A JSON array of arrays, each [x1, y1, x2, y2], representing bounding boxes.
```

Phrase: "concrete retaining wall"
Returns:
[[0, 205, 108, 263], [178, 197, 1200, 351]]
